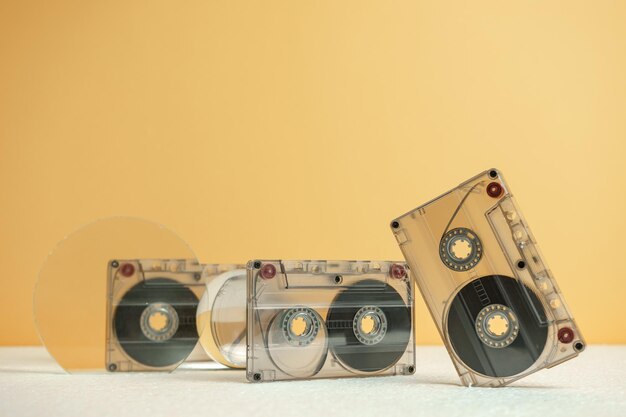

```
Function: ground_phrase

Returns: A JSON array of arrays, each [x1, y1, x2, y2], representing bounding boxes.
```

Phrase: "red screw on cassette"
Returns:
[[486, 182, 503, 198], [557, 327, 575, 344], [390, 264, 406, 279], [119, 263, 135, 277], [260, 263, 277, 280]]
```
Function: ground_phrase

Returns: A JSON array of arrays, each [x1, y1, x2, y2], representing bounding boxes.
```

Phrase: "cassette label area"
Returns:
[[391, 169, 584, 387], [246, 260, 415, 382]]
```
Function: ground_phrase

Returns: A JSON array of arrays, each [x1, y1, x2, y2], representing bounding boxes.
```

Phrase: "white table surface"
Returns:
[[0, 346, 624, 417]]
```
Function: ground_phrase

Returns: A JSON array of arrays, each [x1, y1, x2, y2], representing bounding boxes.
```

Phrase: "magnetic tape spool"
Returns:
[[327, 279, 412, 373], [113, 277, 200, 369], [266, 306, 328, 378], [196, 269, 247, 368]]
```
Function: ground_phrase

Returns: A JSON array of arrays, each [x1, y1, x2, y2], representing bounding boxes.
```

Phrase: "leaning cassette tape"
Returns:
[[247, 260, 415, 382], [391, 169, 584, 387]]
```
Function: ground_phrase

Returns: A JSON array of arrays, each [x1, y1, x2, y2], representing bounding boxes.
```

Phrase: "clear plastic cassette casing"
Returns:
[[106, 259, 240, 372], [247, 260, 416, 382], [391, 169, 584, 387]]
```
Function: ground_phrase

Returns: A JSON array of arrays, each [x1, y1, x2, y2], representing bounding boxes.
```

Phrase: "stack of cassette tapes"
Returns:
[[33, 168, 584, 387]]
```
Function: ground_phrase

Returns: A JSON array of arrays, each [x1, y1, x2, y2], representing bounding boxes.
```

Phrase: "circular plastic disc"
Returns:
[[196, 269, 247, 368], [34, 217, 198, 372]]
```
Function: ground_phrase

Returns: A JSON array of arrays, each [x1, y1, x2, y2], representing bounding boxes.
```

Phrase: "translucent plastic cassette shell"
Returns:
[[107, 259, 240, 372], [391, 169, 584, 387], [247, 260, 416, 382]]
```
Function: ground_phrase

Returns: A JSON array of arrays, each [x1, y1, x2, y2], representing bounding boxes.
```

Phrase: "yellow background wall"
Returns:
[[1, 1, 625, 346]]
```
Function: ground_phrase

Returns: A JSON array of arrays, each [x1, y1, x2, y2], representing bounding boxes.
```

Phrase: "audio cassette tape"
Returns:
[[106, 258, 208, 372], [247, 260, 415, 382], [391, 168, 584, 387]]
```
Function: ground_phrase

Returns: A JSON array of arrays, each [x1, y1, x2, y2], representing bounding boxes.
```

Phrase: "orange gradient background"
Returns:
[[1, 1, 625, 346]]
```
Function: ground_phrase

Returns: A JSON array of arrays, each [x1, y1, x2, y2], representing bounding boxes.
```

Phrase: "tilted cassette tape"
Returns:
[[246, 260, 416, 382], [391, 168, 584, 387], [106, 259, 241, 372]]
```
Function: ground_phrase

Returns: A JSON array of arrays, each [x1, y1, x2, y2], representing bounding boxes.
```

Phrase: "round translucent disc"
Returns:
[[34, 217, 197, 372], [197, 269, 247, 368]]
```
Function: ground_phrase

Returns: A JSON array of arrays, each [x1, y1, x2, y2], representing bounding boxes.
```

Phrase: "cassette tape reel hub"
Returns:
[[353, 306, 387, 345], [475, 304, 519, 348], [440, 228, 483, 270], [139, 302, 179, 342], [267, 307, 328, 378], [280, 307, 321, 346], [391, 169, 585, 387], [247, 260, 415, 382]]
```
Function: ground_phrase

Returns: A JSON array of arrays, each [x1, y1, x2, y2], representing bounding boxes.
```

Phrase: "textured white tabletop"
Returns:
[[0, 346, 624, 417]]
